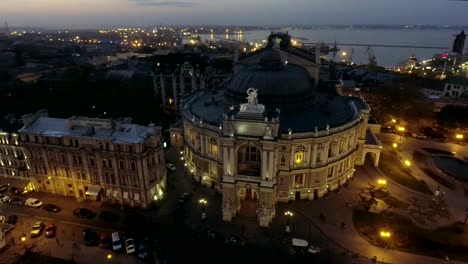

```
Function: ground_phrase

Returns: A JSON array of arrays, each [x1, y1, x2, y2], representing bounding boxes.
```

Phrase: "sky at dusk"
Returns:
[[1, 0, 468, 28]]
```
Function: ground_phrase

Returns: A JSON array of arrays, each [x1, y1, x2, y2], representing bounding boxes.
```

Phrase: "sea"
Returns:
[[199, 28, 466, 67]]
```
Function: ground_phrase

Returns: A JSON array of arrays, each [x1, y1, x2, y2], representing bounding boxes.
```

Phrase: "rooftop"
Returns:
[[19, 116, 160, 144]]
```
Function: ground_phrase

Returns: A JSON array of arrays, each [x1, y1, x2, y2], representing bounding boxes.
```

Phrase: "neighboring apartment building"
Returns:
[[0, 130, 34, 192], [19, 110, 166, 208], [442, 78, 468, 98]]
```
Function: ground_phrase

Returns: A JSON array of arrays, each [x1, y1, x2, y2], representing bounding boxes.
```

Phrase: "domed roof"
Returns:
[[225, 49, 316, 110]]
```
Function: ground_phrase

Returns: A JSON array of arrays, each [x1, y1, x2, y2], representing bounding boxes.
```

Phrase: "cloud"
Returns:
[[128, 0, 194, 7]]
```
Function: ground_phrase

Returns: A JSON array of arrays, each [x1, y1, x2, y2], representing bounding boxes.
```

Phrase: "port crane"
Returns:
[[365, 46, 377, 66]]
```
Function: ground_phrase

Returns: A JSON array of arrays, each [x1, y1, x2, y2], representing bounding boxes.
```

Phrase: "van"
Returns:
[[111, 232, 122, 251]]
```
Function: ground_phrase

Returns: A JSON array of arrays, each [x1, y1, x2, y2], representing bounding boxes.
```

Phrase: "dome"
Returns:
[[226, 50, 316, 110], [259, 49, 282, 70]]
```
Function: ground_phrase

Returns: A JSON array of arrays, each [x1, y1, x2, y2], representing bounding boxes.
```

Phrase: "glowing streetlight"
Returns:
[[21, 234, 26, 242], [391, 119, 396, 123], [199, 198, 207, 220], [392, 143, 398, 149], [397, 126, 405, 132], [404, 160, 411, 167], [284, 210, 294, 233], [342, 51, 347, 56], [456, 134, 464, 140], [378, 179, 387, 185], [380, 231, 391, 238]]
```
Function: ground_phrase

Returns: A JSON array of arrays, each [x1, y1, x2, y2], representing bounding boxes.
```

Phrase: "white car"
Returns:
[[166, 163, 176, 172], [25, 198, 43, 208], [125, 238, 136, 254], [0, 194, 9, 203]]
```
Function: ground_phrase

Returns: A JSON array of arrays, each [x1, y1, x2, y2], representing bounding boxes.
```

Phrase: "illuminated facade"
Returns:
[[181, 33, 381, 226], [19, 110, 166, 208], [0, 131, 34, 192]]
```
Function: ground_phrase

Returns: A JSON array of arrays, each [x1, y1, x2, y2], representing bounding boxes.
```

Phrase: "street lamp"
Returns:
[[392, 143, 398, 149], [199, 198, 207, 220], [404, 160, 411, 167], [21, 234, 26, 242], [284, 210, 294, 233], [107, 254, 112, 264], [391, 119, 396, 123], [456, 134, 463, 140], [380, 231, 391, 238]]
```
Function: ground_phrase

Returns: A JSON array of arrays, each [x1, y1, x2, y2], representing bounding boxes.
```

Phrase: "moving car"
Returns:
[[8, 198, 24, 206], [177, 193, 191, 204], [45, 224, 56, 238], [0, 194, 9, 203], [73, 208, 96, 219], [166, 163, 176, 172], [125, 238, 136, 254], [25, 198, 43, 208], [30, 221, 44, 237], [43, 204, 61, 213], [83, 229, 99, 246], [10, 187, 29, 195], [291, 238, 321, 256]]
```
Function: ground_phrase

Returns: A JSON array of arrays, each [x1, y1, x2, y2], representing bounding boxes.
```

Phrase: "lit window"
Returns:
[[294, 152, 303, 164]]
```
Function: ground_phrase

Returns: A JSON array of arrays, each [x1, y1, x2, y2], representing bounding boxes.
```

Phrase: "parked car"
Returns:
[[43, 204, 61, 213], [177, 193, 191, 204], [45, 224, 56, 238], [30, 221, 44, 237], [0, 185, 8, 193], [8, 197, 24, 206], [99, 233, 111, 249], [166, 163, 176, 172], [25, 198, 43, 208], [125, 238, 136, 254], [224, 234, 246, 247], [73, 208, 96, 219], [99, 211, 119, 222], [1, 223, 13, 234], [137, 242, 148, 259], [6, 215, 18, 226], [0, 194, 9, 203], [83, 229, 99, 246]]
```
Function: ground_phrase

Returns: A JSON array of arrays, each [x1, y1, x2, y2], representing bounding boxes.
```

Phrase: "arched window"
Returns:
[[238, 145, 261, 176]]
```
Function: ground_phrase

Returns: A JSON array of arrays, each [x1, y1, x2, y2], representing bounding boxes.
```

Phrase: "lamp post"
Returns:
[[107, 254, 112, 264], [20, 233, 26, 242], [377, 179, 387, 186], [284, 210, 294, 233], [199, 198, 207, 221]]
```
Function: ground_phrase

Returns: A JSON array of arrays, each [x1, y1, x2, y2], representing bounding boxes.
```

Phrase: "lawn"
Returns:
[[353, 209, 468, 261], [379, 150, 433, 195]]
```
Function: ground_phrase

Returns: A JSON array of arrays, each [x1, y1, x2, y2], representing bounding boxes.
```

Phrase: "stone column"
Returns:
[[179, 75, 185, 96], [261, 150, 267, 179], [200, 135, 205, 154], [268, 151, 274, 179], [312, 144, 317, 166], [172, 75, 178, 112], [230, 148, 235, 174], [306, 144, 311, 164], [324, 142, 330, 161], [191, 76, 197, 90], [201, 76, 205, 89], [160, 74, 166, 107], [290, 147, 294, 166], [223, 147, 229, 175]]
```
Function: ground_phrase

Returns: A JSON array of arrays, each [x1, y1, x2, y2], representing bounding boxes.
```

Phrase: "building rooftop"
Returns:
[[186, 89, 366, 134], [19, 116, 160, 144]]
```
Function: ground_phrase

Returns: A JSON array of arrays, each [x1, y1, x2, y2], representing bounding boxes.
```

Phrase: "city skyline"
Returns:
[[1, 0, 468, 29]]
